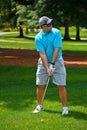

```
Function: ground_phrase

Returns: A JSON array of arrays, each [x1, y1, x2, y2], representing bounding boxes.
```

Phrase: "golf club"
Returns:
[[41, 77, 50, 105]]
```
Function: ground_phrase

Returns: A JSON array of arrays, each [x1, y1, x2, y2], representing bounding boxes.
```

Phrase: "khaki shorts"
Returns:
[[36, 57, 66, 86]]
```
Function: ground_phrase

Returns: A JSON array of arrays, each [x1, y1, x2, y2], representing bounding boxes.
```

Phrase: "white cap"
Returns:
[[39, 16, 53, 26]]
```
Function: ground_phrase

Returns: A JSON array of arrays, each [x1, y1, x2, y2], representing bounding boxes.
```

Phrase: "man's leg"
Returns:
[[33, 58, 48, 113], [36, 85, 45, 104], [58, 85, 68, 115], [58, 86, 67, 106], [33, 85, 44, 113]]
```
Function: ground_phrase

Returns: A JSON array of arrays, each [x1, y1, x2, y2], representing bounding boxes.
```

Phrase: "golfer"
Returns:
[[33, 16, 69, 115]]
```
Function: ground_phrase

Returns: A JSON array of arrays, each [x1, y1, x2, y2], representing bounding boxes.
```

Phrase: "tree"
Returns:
[[0, 0, 87, 40], [69, 0, 87, 40], [35, 0, 87, 40], [0, 0, 12, 28], [0, 0, 36, 37], [16, 2, 38, 37]]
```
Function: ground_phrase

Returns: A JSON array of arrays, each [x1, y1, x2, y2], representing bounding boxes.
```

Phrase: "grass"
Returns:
[[63, 41, 87, 53], [0, 32, 87, 52], [0, 65, 87, 130], [0, 33, 36, 49], [0, 40, 35, 49]]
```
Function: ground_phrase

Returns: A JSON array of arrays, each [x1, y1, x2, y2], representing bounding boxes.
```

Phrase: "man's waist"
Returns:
[[38, 56, 63, 64]]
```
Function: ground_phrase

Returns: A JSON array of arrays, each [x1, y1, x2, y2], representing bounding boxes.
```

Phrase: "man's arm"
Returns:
[[39, 52, 52, 76], [51, 48, 59, 64]]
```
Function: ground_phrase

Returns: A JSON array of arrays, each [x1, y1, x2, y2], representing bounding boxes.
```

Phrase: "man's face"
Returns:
[[42, 23, 52, 33]]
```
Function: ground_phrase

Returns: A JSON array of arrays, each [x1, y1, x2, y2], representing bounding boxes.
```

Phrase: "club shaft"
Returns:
[[41, 78, 50, 105]]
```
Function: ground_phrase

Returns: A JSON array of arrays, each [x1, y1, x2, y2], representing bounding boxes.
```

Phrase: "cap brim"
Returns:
[[47, 19, 53, 24]]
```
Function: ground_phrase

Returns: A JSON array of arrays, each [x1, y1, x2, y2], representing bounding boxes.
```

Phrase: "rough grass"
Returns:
[[0, 65, 87, 130]]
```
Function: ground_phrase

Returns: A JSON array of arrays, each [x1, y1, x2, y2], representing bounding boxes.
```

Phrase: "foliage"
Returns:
[[0, 0, 87, 39], [0, 0, 87, 28], [14, 0, 38, 28]]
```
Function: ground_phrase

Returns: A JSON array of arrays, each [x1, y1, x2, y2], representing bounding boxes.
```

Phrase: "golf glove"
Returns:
[[49, 63, 55, 73]]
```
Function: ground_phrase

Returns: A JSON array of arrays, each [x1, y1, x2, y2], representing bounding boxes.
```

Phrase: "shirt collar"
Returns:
[[41, 29, 52, 36]]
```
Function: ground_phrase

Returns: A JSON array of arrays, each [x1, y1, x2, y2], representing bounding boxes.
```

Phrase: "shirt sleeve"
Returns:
[[35, 37, 45, 52], [54, 31, 62, 48]]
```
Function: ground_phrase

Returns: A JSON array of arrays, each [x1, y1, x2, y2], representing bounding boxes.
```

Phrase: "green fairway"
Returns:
[[0, 65, 87, 130], [0, 39, 87, 52], [0, 32, 87, 52], [63, 41, 87, 52], [0, 40, 35, 49]]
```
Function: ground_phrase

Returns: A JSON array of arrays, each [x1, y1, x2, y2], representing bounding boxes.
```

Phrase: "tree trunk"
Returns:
[[76, 25, 80, 40], [19, 26, 24, 38], [64, 19, 70, 40]]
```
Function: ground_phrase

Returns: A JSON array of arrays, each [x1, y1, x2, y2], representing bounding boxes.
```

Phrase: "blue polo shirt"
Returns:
[[35, 28, 62, 62]]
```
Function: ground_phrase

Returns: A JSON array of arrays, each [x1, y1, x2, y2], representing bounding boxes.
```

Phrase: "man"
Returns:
[[33, 16, 69, 115]]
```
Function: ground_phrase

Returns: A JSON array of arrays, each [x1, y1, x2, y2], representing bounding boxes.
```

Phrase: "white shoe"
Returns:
[[33, 105, 43, 113], [62, 107, 69, 115]]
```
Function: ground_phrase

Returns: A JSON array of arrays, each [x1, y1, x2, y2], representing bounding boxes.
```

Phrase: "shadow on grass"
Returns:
[[0, 65, 36, 111], [43, 109, 59, 114], [68, 110, 87, 120], [0, 87, 36, 111], [44, 109, 87, 120]]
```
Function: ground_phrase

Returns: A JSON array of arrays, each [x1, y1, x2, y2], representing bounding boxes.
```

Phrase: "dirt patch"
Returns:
[[0, 48, 87, 67]]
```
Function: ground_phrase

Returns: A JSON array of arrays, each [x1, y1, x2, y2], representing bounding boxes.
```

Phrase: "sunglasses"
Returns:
[[42, 22, 52, 27], [46, 22, 52, 27]]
